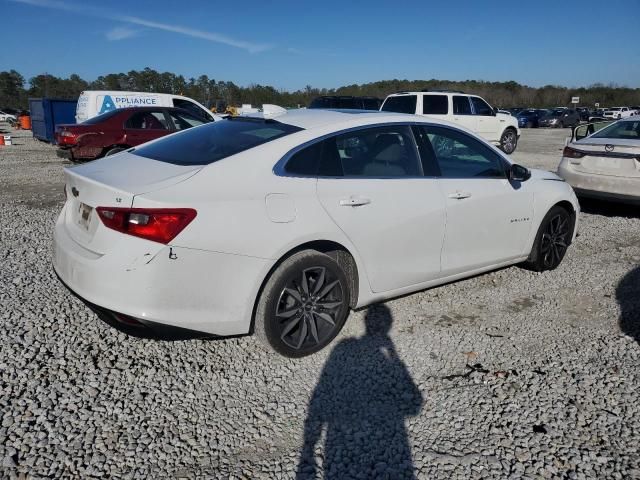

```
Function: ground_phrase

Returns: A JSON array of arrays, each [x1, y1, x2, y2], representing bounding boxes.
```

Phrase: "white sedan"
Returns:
[[558, 118, 640, 204], [53, 109, 580, 357]]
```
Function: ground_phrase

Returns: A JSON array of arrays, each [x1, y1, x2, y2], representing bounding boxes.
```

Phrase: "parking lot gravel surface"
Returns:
[[1, 125, 639, 479]]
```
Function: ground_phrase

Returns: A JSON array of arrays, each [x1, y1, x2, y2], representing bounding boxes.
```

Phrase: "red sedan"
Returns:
[[56, 107, 211, 161]]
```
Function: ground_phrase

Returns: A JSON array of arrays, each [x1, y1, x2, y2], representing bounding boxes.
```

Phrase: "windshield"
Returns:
[[133, 118, 303, 165], [81, 110, 122, 124], [550, 110, 565, 116], [591, 120, 640, 140]]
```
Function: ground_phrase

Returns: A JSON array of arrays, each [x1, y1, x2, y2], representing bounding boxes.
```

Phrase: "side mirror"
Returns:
[[509, 163, 531, 182]]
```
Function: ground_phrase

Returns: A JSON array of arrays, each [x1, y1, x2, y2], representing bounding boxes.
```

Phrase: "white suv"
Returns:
[[381, 90, 521, 154], [603, 107, 634, 120]]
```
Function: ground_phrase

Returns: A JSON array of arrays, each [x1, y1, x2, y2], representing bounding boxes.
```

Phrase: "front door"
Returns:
[[471, 96, 501, 142], [315, 125, 446, 293], [420, 125, 534, 274]]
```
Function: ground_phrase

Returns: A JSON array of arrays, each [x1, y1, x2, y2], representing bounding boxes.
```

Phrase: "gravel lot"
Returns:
[[1, 124, 638, 479]]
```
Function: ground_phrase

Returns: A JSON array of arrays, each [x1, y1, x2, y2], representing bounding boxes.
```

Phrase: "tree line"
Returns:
[[1, 68, 639, 111]]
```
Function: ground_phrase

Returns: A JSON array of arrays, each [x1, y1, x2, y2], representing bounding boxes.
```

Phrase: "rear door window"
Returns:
[[422, 95, 448, 115], [319, 125, 422, 177], [380, 95, 417, 114], [133, 118, 303, 165]]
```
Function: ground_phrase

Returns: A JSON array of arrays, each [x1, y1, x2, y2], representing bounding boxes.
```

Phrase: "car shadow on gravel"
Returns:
[[578, 198, 640, 219], [617, 265, 640, 343], [296, 305, 423, 479]]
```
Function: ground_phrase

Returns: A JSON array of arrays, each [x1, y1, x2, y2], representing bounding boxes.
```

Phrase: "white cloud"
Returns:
[[106, 26, 138, 41], [10, 0, 272, 53]]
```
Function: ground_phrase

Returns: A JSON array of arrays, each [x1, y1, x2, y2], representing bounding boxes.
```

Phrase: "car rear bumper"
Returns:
[[56, 148, 73, 160], [52, 206, 270, 336], [558, 159, 640, 204]]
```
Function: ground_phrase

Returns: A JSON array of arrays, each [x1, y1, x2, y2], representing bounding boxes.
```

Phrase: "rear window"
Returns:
[[591, 120, 640, 139], [132, 118, 303, 165], [381, 95, 417, 114], [423, 95, 448, 115]]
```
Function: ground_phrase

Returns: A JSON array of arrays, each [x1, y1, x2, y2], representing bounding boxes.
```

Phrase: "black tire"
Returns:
[[558, 121, 565, 128], [524, 206, 573, 272], [499, 128, 518, 154], [526, 121, 533, 128], [105, 147, 126, 157], [255, 250, 351, 357]]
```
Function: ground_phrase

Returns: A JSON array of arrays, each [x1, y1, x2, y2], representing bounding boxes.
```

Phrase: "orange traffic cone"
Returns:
[[0, 136, 4, 146]]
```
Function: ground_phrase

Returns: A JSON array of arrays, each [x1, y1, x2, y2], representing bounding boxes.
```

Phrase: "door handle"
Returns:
[[339, 197, 371, 207], [447, 191, 472, 200]]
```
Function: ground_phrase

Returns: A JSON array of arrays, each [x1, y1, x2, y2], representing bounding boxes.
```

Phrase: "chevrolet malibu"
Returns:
[[53, 109, 580, 357]]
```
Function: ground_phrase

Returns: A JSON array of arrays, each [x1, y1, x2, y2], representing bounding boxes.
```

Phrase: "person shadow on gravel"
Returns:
[[296, 304, 423, 480], [617, 265, 640, 343]]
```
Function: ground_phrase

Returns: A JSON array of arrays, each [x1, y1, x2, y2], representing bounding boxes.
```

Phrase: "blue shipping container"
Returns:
[[28, 98, 78, 144]]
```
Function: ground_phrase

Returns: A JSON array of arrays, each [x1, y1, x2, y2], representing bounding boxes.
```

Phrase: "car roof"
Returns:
[[256, 108, 475, 135]]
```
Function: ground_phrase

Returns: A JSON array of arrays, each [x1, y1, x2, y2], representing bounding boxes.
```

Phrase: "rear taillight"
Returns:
[[563, 146, 585, 163], [57, 130, 78, 145], [96, 207, 197, 244]]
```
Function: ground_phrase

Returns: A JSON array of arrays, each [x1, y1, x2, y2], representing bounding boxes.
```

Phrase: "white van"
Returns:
[[75, 90, 218, 123]]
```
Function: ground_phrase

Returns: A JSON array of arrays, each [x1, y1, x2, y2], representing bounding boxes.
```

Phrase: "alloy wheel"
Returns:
[[275, 267, 344, 350], [502, 130, 516, 153], [540, 214, 570, 269]]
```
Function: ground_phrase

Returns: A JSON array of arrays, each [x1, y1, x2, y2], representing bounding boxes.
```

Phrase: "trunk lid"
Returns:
[[63, 152, 202, 253], [570, 139, 640, 178]]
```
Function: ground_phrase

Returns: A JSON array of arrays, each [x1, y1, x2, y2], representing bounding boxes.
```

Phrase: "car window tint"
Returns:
[[133, 118, 303, 165], [592, 120, 640, 139], [380, 96, 417, 114], [453, 96, 472, 115], [423, 95, 448, 115], [126, 111, 168, 130], [471, 97, 493, 116], [425, 126, 505, 178], [169, 111, 207, 131], [321, 126, 422, 177], [285, 141, 324, 175], [173, 99, 208, 118]]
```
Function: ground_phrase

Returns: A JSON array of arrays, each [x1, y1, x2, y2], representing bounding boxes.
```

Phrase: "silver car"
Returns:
[[558, 118, 640, 204]]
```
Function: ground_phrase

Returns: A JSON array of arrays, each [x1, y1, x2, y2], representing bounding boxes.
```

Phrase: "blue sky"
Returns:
[[3, 0, 639, 90]]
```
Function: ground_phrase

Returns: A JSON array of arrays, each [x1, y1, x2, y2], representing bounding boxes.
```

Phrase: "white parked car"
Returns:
[[380, 90, 521, 154], [603, 107, 634, 120], [0, 110, 17, 122], [53, 110, 579, 357], [558, 117, 640, 204]]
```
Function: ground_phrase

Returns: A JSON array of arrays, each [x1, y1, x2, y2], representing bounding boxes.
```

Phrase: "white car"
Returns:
[[380, 90, 521, 154], [603, 107, 634, 120], [53, 110, 579, 357], [558, 118, 640, 204], [0, 110, 17, 122]]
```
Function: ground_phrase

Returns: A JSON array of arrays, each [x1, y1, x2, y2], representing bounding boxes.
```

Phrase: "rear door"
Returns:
[[315, 124, 446, 293], [123, 110, 172, 145], [420, 125, 533, 274]]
